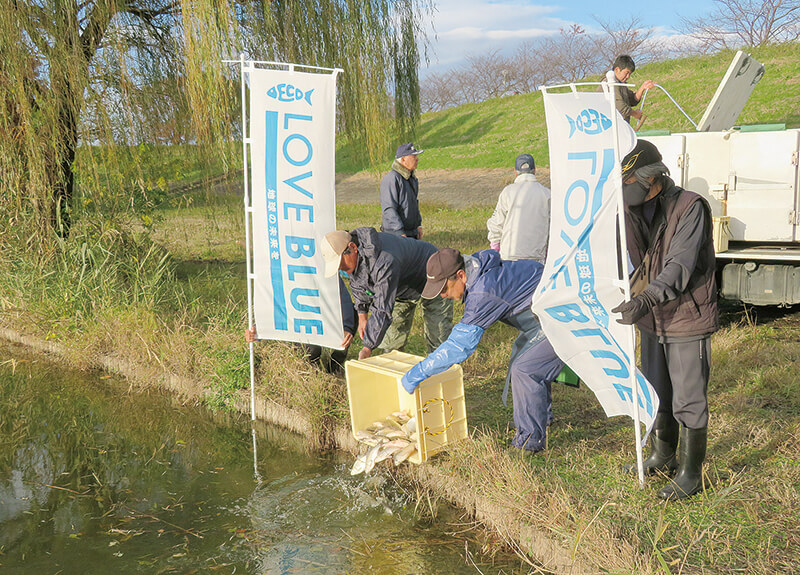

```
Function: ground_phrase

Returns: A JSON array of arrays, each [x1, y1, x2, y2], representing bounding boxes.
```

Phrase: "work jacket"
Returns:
[[599, 75, 640, 124], [487, 172, 550, 262], [626, 178, 719, 338], [348, 227, 437, 349], [401, 250, 546, 391], [380, 162, 422, 238]]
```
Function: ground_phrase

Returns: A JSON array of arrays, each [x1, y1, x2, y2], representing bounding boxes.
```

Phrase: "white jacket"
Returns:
[[486, 172, 550, 262]]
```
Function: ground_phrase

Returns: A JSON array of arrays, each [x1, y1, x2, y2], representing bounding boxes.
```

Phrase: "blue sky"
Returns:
[[423, 0, 717, 74]]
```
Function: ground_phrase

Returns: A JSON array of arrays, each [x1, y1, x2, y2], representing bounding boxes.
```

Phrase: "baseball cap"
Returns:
[[395, 142, 424, 158], [515, 154, 535, 173], [621, 139, 661, 179], [321, 230, 351, 278], [421, 248, 463, 299]]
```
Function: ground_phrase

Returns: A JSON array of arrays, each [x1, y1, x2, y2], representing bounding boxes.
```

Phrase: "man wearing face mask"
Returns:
[[611, 140, 719, 501]]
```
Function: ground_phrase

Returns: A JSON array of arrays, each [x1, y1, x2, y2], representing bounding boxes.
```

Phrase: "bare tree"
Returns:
[[593, 17, 662, 66], [510, 41, 558, 93], [421, 70, 462, 112], [538, 25, 603, 83], [463, 50, 516, 100], [682, 0, 800, 51]]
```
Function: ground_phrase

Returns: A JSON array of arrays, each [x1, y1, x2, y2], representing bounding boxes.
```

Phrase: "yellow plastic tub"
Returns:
[[345, 350, 468, 464]]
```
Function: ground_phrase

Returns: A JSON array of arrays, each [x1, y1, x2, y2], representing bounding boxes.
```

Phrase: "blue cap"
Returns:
[[396, 142, 424, 158], [515, 154, 535, 173]]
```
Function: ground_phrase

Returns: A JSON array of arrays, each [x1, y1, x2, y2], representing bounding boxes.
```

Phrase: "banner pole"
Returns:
[[240, 54, 257, 422], [605, 79, 646, 488]]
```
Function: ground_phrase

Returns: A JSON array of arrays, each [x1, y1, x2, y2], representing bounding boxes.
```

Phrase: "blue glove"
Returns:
[[400, 323, 485, 394], [401, 373, 418, 394]]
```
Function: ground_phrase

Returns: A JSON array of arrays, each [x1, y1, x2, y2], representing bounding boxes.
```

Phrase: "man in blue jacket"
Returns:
[[401, 248, 564, 453], [381, 142, 424, 239]]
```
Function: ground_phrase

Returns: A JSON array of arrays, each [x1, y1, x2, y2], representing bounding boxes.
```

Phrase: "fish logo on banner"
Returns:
[[267, 83, 314, 106], [534, 89, 658, 436], [248, 67, 343, 349], [566, 108, 612, 137]]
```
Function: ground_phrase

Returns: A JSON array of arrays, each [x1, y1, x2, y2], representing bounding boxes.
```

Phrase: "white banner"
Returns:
[[533, 88, 659, 434], [249, 67, 343, 348]]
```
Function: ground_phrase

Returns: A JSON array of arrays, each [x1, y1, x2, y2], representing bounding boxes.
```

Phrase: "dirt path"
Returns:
[[335, 168, 551, 207]]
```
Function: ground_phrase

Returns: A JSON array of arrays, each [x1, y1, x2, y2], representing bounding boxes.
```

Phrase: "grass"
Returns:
[[94, 44, 800, 182], [337, 43, 800, 172], [3, 182, 797, 573], [2, 44, 800, 574]]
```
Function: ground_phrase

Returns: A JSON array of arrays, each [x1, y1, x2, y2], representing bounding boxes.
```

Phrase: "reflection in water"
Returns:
[[0, 343, 531, 574]]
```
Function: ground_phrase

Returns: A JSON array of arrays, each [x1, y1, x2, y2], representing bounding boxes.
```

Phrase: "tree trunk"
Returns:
[[52, 106, 78, 237]]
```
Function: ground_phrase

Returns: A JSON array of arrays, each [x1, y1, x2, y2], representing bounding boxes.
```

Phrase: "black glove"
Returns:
[[612, 287, 660, 325]]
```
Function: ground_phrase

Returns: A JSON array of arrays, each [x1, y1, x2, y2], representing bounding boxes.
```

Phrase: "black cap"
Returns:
[[515, 154, 535, 173], [395, 142, 424, 158], [421, 248, 463, 299], [621, 140, 661, 179]]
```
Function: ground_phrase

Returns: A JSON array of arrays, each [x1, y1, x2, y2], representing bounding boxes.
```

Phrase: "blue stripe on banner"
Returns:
[[266, 110, 288, 331]]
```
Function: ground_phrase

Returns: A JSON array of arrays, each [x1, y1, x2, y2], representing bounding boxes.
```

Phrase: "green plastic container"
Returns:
[[555, 365, 580, 388]]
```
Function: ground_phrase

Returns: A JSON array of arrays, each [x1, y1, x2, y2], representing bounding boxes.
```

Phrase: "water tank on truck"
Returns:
[[639, 51, 800, 306]]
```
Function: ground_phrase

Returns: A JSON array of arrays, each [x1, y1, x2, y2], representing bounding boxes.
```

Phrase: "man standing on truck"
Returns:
[[602, 55, 656, 125], [321, 227, 453, 360], [611, 139, 719, 501], [400, 248, 564, 454], [486, 153, 550, 262], [381, 143, 424, 239]]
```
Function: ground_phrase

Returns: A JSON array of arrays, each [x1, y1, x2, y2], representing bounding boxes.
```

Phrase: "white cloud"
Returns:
[[422, 0, 568, 73]]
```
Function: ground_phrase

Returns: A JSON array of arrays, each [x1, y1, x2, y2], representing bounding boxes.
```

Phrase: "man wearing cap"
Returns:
[[322, 227, 453, 360], [381, 143, 424, 239], [400, 248, 564, 453], [487, 153, 550, 262], [611, 139, 718, 501]]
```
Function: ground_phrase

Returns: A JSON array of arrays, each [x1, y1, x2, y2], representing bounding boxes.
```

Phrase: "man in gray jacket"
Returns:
[[321, 227, 453, 360], [612, 140, 718, 501], [487, 153, 550, 262], [380, 143, 424, 239]]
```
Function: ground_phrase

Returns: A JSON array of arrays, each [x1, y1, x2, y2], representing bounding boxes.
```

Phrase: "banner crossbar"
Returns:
[[540, 81, 634, 93], [223, 58, 343, 75]]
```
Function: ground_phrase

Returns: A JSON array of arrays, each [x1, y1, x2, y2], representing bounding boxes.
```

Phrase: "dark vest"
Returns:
[[626, 182, 719, 337]]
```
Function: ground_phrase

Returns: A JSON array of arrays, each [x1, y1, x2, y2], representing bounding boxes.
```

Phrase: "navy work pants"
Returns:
[[509, 337, 564, 452]]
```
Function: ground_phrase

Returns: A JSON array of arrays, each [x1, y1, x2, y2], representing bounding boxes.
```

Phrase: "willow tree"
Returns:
[[0, 0, 431, 242]]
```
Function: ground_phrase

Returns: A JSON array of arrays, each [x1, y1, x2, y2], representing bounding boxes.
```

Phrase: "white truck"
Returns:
[[639, 51, 800, 306]]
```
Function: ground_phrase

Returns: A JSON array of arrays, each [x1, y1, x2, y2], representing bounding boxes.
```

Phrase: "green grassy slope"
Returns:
[[336, 43, 800, 172]]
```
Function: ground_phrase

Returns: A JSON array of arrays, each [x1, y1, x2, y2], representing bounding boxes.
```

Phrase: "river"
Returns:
[[0, 342, 533, 574]]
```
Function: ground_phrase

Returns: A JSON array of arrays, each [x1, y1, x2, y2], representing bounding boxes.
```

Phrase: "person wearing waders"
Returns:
[[611, 140, 719, 501], [400, 248, 564, 453], [321, 227, 453, 361]]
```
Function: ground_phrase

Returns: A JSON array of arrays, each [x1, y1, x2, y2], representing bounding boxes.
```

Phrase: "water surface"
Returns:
[[0, 343, 531, 574]]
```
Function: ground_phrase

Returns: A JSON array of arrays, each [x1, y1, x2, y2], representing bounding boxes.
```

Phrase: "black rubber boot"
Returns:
[[658, 426, 707, 501], [624, 412, 678, 475]]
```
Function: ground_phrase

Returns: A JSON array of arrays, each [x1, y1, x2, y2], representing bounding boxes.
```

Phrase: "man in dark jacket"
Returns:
[[381, 142, 424, 239], [322, 227, 453, 360], [401, 248, 564, 453], [611, 139, 719, 501]]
